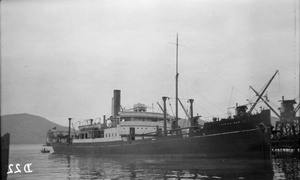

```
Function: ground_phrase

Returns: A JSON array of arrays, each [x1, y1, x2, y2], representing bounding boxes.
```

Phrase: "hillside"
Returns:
[[1, 113, 68, 144]]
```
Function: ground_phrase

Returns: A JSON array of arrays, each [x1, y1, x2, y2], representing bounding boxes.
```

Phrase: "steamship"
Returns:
[[50, 36, 274, 158], [50, 89, 272, 158]]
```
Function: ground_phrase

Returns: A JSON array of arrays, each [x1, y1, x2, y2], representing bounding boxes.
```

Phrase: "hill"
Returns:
[[1, 113, 68, 144]]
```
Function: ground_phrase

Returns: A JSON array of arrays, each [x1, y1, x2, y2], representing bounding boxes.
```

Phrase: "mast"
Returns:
[[175, 33, 179, 130]]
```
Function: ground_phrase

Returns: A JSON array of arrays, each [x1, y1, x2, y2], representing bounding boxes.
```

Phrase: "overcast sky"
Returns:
[[1, 0, 299, 126]]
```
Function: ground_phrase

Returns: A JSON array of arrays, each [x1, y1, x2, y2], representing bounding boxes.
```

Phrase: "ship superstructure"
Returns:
[[73, 92, 175, 144]]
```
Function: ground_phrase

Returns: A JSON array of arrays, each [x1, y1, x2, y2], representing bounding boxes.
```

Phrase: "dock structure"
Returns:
[[271, 98, 300, 157], [248, 71, 299, 157]]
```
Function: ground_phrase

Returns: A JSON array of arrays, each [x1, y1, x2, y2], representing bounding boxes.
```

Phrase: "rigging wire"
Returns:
[[179, 77, 226, 114], [182, 45, 249, 99], [227, 87, 234, 116], [194, 101, 214, 117], [295, 94, 299, 100], [228, 87, 234, 109], [168, 99, 175, 117], [155, 69, 172, 106], [163, 79, 175, 100], [278, 71, 281, 92], [268, 100, 280, 110]]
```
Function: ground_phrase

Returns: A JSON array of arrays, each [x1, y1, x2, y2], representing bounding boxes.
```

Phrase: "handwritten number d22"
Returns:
[[7, 163, 33, 174]]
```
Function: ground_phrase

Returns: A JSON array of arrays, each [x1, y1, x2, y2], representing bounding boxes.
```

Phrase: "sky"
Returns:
[[1, 0, 300, 127]]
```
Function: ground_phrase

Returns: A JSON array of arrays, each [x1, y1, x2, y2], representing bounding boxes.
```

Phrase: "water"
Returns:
[[6, 144, 299, 180]]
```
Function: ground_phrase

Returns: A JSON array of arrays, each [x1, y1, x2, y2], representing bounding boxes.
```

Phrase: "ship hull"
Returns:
[[1, 133, 10, 180], [51, 127, 271, 159]]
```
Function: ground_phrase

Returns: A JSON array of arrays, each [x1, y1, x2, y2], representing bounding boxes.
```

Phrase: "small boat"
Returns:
[[41, 148, 50, 153]]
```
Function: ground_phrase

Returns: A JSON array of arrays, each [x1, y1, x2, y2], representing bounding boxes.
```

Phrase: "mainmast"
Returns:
[[175, 33, 179, 130]]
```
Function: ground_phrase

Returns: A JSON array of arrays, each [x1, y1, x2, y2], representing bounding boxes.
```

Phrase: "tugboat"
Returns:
[[50, 36, 273, 158]]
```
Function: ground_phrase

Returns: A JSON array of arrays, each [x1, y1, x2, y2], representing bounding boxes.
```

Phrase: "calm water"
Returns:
[[6, 144, 299, 180]]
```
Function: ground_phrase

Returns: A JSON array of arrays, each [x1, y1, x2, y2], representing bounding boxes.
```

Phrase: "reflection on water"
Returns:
[[7, 145, 300, 180], [272, 157, 300, 180], [48, 154, 275, 180]]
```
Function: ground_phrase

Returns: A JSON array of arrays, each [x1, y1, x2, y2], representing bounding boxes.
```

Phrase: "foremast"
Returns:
[[175, 33, 179, 131]]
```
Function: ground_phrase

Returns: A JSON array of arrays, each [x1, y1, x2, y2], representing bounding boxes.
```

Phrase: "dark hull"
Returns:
[[51, 110, 272, 159], [52, 127, 271, 159]]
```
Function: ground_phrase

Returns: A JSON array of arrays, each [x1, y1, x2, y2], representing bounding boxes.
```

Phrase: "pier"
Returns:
[[270, 98, 300, 158]]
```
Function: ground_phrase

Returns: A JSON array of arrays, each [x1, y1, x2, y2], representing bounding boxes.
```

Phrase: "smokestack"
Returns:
[[103, 115, 106, 128], [112, 90, 121, 117], [189, 99, 194, 126]]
